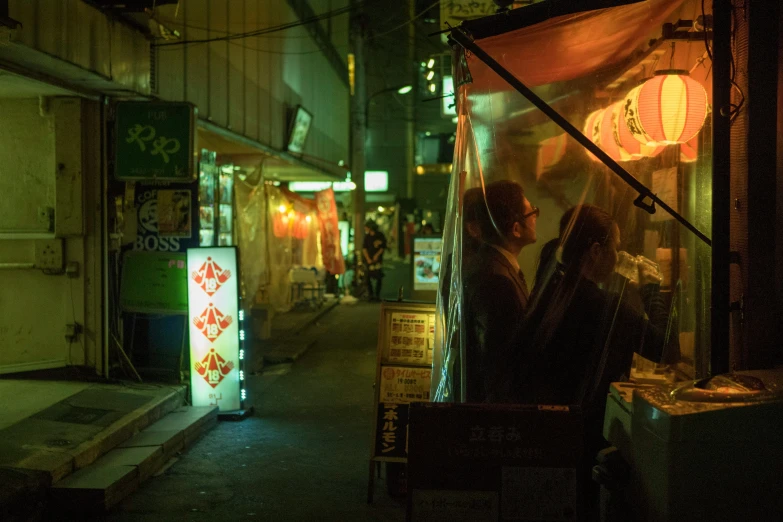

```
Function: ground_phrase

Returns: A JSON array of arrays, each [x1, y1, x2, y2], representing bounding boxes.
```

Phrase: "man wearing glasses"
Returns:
[[462, 179, 539, 403]]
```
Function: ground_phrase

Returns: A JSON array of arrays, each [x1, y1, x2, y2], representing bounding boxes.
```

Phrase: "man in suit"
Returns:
[[463, 180, 539, 402]]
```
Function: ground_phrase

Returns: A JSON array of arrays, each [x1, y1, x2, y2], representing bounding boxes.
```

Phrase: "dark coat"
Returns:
[[518, 272, 679, 453], [462, 244, 530, 403]]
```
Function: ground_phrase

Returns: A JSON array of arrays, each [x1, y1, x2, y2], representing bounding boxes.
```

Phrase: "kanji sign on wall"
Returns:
[[187, 247, 241, 411]]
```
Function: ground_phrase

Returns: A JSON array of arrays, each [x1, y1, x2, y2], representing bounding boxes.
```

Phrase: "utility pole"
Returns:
[[350, 0, 366, 265], [406, 0, 416, 199]]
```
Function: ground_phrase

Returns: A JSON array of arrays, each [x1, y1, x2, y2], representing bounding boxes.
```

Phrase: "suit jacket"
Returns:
[[462, 244, 530, 403]]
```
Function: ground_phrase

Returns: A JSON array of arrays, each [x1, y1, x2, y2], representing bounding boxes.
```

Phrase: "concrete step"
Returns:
[[0, 384, 186, 485], [49, 405, 218, 515]]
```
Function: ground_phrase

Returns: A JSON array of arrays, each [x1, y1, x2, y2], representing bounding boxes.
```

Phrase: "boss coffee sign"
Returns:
[[134, 186, 197, 252], [187, 247, 241, 411]]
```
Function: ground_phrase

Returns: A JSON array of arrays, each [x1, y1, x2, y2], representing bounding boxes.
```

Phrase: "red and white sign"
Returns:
[[315, 188, 345, 275], [188, 248, 241, 411]]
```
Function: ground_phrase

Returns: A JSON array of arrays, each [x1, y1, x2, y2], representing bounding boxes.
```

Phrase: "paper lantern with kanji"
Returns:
[[612, 101, 665, 159], [583, 108, 605, 162], [599, 102, 627, 162], [623, 70, 710, 146]]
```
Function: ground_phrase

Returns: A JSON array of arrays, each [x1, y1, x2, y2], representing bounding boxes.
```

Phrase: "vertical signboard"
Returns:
[[187, 247, 241, 412], [368, 301, 435, 502]]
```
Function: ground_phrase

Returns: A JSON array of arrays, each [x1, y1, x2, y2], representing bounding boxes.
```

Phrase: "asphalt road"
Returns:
[[105, 301, 405, 522]]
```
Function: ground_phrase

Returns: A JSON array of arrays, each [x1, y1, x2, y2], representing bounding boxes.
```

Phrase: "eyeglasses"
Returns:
[[522, 206, 540, 220]]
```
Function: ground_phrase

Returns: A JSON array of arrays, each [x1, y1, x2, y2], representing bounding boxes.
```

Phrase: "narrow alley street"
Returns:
[[104, 300, 405, 522]]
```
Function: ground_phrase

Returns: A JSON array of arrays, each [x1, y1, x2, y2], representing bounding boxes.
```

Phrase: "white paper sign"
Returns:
[[388, 312, 430, 364], [187, 247, 241, 411], [379, 366, 432, 404]]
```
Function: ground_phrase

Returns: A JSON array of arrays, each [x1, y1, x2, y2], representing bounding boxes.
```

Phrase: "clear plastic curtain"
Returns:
[[234, 175, 268, 307], [432, 0, 713, 409]]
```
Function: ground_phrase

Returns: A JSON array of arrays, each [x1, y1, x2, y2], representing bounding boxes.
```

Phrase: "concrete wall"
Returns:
[[0, 97, 102, 375], [8, 0, 151, 95], [154, 0, 350, 166], [0, 99, 56, 233]]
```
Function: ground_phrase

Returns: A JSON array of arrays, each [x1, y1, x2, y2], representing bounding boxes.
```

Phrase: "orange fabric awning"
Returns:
[[461, 0, 686, 91]]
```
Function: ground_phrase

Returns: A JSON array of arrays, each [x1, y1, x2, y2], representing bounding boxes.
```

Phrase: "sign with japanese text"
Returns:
[[411, 490, 498, 522], [315, 188, 346, 274], [115, 101, 196, 181], [388, 312, 430, 365], [374, 403, 409, 459], [370, 301, 435, 482], [379, 366, 432, 404], [407, 402, 584, 521], [440, 0, 496, 34], [187, 247, 241, 411], [120, 251, 188, 314]]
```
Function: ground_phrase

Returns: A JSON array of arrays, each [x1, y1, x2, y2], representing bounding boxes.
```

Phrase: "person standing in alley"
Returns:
[[363, 220, 387, 301], [463, 180, 539, 403]]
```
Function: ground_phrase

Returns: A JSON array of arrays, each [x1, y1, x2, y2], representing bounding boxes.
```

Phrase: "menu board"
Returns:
[[369, 301, 436, 502], [389, 312, 429, 364]]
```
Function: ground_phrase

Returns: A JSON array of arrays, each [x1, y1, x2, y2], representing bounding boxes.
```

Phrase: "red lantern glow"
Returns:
[[599, 102, 625, 162], [583, 108, 604, 162], [624, 70, 710, 145], [613, 101, 665, 159]]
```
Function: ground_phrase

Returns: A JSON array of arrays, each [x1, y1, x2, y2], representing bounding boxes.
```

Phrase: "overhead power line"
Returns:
[[153, 1, 369, 48]]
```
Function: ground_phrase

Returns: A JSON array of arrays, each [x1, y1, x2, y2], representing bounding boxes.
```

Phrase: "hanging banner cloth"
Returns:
[[315, 188, 346, 275], [458, 0, 686, 91]]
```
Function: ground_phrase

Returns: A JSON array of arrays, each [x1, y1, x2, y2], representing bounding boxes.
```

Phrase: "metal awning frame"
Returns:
[[449, 27, 712, 247], [449, 0, 735, 375]]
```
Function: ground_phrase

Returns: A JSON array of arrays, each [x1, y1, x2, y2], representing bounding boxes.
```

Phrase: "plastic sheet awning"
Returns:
[[460, 0, 687, 90]]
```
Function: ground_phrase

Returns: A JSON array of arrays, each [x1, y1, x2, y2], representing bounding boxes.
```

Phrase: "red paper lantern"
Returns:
[[623, 70, 710, 145], [599, 102, 625, 162], [583, 108, 605, 162], [612, 101, 665, 159], [292, 212, 310, 239], [273, 212, 289, 238]]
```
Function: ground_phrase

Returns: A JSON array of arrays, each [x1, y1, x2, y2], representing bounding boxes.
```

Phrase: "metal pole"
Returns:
[[710, 0, 732, 375], [406, 0, 416, 199], [351, 0, 367, 264], [449, 28, 712, 248]]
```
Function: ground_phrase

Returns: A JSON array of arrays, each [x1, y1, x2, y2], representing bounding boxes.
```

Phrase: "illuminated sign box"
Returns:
[[289, 171, 388, 193], [187, 247, 243, 412]]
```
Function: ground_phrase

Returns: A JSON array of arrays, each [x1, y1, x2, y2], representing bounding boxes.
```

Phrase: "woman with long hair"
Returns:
[[518, 204, 679, 519], [522, 204, 678, 430]]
